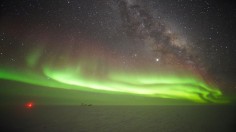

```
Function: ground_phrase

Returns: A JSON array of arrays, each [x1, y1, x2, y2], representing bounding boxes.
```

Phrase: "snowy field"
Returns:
[[1, 105, 235, 132]]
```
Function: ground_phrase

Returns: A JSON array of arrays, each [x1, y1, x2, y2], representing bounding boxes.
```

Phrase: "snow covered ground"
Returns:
[[1, 105, 235, 132]]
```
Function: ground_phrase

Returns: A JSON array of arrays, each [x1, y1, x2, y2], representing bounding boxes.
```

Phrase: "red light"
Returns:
[[25, 102, 34, 109]]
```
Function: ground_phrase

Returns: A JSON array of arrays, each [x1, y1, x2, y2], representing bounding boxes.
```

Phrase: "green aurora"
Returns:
[[0, 49, 229, 104]]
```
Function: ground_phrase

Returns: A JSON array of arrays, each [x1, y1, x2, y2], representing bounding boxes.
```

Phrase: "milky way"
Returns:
[[117, 0, 201, 71]]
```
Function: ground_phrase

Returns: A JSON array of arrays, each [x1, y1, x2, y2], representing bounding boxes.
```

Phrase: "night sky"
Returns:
[[0, 0, 236, 105]]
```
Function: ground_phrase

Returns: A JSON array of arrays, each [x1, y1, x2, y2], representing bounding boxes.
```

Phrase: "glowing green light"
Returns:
[[0, 50, 229, 104], [26, 47, 43, 68], [42, 65, 226, 103]]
